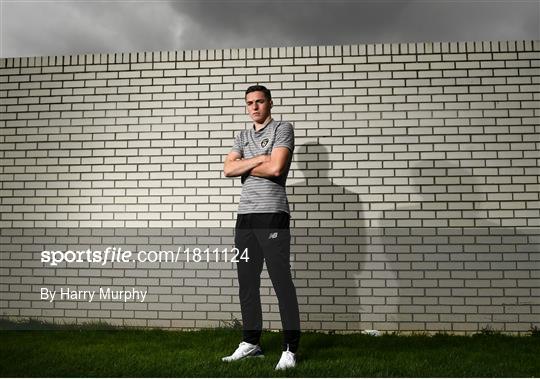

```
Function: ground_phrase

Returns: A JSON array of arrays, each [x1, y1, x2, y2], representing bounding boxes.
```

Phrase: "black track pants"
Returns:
[[234, 212, 301, 353]]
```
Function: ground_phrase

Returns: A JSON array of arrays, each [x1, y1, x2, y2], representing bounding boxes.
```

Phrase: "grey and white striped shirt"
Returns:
[[231, 118, 294, 215]]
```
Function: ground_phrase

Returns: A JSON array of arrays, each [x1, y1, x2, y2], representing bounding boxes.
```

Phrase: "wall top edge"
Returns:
[[1, 40, 539, 68]]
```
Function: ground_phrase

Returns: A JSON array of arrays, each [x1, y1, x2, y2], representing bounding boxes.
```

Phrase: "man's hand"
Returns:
[[249, 147, 290, 178]]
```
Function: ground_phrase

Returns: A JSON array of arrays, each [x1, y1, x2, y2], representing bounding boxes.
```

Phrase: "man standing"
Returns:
[[222, 85, 301, 370]]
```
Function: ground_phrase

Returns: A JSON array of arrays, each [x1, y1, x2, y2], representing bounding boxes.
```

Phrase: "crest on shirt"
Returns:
[[261, 138, 269, 148]]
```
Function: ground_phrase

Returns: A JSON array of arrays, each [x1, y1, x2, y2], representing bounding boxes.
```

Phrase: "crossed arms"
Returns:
[[223, 147, 291, 178]]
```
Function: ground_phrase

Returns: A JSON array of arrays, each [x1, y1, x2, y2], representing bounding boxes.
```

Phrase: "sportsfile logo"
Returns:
[[40, 246, 250, 266], [268, 232, 278, 239]]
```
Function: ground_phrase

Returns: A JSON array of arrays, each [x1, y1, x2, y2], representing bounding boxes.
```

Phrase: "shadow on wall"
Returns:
[[291, 142, 369, 331], [384, 160, 538, 333], [290, 142, 538, 333]]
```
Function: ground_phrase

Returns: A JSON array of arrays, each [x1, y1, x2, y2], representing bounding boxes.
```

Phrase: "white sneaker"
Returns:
[[275, 349, 296, 370], [222, 341, 264, 362]]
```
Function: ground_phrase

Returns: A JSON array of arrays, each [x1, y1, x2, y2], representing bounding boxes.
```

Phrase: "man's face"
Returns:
[[245, 91, 272, 124]]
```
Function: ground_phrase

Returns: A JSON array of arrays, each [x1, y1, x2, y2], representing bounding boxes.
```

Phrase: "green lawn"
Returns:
[[1, 320, 539, 377]]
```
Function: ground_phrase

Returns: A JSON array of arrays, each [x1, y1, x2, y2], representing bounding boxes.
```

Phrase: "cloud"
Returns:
[[1, 0, 538, 58], [393, 1, 540, 42], [1, 0, 187, 57], [170, 1, 411, 49], [171, 0, 539, 48]]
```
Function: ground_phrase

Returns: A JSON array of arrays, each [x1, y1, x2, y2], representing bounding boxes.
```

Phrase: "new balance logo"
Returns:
[[268, 232, 278, 239]]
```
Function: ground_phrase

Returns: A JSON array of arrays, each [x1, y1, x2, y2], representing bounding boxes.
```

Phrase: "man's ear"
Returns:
[[270, 100, 273, 108]]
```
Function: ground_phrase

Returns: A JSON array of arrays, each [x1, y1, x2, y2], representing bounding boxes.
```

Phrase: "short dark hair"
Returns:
[[245, 85, 272, 101]]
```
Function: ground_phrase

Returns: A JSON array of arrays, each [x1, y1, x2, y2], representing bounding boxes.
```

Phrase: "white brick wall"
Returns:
[[1, 40, 539, 333]]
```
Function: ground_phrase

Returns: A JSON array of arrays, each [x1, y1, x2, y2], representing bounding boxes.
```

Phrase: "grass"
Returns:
[[1, 319, 539, 377]]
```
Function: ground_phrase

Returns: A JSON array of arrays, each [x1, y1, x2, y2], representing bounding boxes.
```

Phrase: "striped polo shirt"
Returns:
[[231, 118, 294, 215]]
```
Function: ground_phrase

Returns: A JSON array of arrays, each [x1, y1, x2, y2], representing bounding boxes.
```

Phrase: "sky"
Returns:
[[1, 0, 539, 58]]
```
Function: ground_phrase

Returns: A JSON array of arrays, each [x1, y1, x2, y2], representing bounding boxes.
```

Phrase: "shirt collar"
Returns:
[[252, 117, 274, 132]]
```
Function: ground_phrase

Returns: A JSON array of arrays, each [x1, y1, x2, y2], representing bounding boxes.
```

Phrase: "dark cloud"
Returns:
[[1, 0, 538, 58], [172, 0, 539, 48], [170, 1, 411, 49], [393, 1, 540, 42]]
